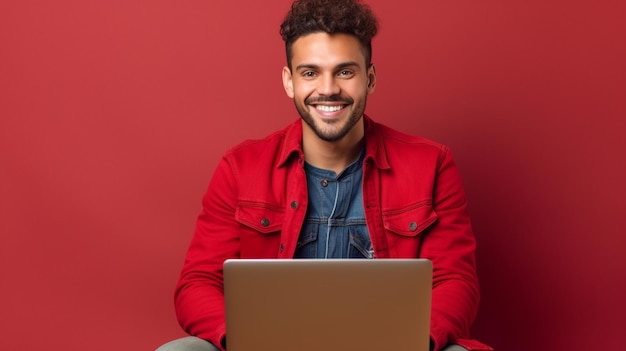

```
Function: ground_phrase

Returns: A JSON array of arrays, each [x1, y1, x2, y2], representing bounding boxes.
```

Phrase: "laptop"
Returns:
[[223, 259, 433, 351]]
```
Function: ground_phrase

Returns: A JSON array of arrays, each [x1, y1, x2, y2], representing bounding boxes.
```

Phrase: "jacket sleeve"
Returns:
[[174, 155, 240, 351], [423, 147, 481, 351]]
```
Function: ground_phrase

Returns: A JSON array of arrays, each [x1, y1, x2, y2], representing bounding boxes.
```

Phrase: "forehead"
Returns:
[[290, 32, 367, 68]]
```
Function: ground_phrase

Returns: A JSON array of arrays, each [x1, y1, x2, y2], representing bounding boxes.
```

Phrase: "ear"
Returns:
[[366, 64, 377, 94], [282, 66, 294, 98]]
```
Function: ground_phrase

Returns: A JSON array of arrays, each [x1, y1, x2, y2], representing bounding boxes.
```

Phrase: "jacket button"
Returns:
[[280, 243, 285, 252], [320, 179, 329, 187], [291, 201, 298, 209], [408, 221, 417, 231], [261, 218, 270, 227]]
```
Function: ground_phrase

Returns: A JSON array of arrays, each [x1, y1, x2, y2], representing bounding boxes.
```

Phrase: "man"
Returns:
[[158, 0, 491, 350]]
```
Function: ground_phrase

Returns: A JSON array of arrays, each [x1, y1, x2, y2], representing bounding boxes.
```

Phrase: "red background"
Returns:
[[1, 1, 624, 350]]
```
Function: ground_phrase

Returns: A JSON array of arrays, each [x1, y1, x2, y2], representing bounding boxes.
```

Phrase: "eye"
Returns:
[[337, 70, 354, 78], [301, 71, 317, 78]]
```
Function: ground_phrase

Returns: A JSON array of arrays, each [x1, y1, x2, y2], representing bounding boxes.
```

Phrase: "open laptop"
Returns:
[[223, 259, 433, 351]]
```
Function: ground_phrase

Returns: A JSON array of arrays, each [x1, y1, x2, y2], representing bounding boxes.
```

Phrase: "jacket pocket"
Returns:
[[382, 201, 438, 237], [235, 201, 284, 233]]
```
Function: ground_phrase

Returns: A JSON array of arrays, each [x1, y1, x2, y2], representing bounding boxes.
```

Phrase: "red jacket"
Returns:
[[175, 116, 490, 351]]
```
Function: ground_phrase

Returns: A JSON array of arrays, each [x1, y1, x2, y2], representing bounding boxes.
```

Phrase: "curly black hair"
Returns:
[[280, 0, 378, 68]]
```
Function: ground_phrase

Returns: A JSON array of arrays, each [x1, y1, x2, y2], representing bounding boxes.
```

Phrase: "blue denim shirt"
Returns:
[[294, 150, 374, 259]]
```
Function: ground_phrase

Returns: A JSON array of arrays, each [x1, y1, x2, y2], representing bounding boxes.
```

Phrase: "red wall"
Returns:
[[1, 1, 624, 350]]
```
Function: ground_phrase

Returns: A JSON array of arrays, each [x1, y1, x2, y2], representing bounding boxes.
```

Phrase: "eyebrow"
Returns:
[[295, 61, 361, 71]]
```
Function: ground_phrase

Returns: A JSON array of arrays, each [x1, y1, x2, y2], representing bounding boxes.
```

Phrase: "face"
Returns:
[[282, 32, 376, 142]]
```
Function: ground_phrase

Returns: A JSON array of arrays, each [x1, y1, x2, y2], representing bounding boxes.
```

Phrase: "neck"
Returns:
[[302, 120, 365, 175]]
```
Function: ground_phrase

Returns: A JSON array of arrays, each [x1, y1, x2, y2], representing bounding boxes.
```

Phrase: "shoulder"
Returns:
[[228, 128, 287, 155], [222, 120, 300, 169], [368, 119, 450, 159]]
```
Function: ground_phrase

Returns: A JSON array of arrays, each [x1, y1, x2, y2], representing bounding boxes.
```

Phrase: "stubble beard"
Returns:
[[295, 95, 367, 142]]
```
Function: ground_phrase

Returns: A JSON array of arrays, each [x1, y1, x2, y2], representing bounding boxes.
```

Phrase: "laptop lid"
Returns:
[[223, 259, 432, 351]]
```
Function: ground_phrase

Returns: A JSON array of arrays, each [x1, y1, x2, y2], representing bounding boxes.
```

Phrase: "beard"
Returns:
[[294, 94, 367, 142]]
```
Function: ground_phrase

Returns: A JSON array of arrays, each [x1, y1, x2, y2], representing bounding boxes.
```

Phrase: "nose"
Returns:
[[316, 73, 341, 96]]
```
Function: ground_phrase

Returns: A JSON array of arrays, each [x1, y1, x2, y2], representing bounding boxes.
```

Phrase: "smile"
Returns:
[[314, 105, 344, 112]]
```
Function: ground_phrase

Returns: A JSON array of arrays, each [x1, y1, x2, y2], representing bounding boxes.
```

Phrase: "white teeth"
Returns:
[[315, 105, 343, 112]]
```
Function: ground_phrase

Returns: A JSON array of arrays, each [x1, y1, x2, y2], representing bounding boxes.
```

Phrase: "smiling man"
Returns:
[[157, 0, 491, 351], [284, 32, 374, 176]]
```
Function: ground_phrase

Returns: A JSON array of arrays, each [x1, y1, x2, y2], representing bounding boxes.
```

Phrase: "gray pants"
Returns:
[[156, 336, 469, 351]]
